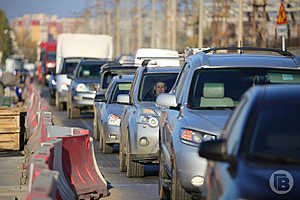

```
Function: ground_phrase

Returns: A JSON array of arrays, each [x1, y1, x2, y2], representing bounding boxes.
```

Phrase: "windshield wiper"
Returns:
[[247, 153, 300, 165], [195, 106, 235, 110]]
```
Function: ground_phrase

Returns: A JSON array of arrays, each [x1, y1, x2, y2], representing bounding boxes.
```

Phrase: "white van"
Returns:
[[134, 48, 180, 67], [55, 33, 113, 110]]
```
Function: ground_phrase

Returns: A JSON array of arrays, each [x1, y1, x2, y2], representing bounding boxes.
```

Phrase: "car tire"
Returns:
[[93, 111, 99, 140], [101, 123, 113, 154], [66, 97, 70, 118], [55, 91, 63, 111], [99, 126, 103, 151], [70, 103, 80, 119], [119, 128, 127, 172], [49, 97, 55, 106], [171, 159, 192, 200], [126, 133, 144, 178], [0, 83, 4, 96], [159, 149, 170, 200]]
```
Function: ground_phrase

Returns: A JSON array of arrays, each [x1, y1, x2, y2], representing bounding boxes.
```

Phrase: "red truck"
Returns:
[[37, 42, 57, 85]]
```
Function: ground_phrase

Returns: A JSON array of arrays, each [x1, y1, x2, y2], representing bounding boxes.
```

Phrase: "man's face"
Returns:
[[155, 82, 166, 96]]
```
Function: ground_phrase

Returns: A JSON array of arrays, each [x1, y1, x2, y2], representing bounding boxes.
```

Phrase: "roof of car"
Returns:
[[101, 63, 139, 72], [139, 66, 181, 73], [188, 49, 300, 70], [80, 59, 114, 65], [259, 84, 300, 102], [112, 74, 134, 82]]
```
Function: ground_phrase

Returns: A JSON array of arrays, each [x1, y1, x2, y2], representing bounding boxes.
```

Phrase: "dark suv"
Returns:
[[156, 47, 300, 199], [67, 59, 110, 118], [199, 84, 300, 200]]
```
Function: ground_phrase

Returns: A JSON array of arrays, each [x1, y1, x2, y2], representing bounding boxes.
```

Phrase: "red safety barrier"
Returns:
[[44, 139, 77, 200], [24, 83, 108, 199], [26, 146, 59, 200], [48, 130, 108, 199], [26, 111, 52, 154]]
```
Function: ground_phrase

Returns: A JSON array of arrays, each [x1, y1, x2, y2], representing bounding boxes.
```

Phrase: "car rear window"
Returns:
[[188, 68, 300, 109], [248, 102, 300, 163]]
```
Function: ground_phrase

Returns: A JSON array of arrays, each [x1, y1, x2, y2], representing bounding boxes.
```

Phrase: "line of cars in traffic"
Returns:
[[49, 46, 300, 200]]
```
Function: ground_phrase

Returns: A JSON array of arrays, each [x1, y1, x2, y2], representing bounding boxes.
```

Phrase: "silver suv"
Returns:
[[118, 65, 180, 177], [156, 47, 300, 199], [94, 75, 134, 153]]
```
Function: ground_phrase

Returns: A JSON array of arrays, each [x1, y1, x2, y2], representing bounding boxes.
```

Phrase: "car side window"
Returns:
[[225, 97, 248, 156], [172, 63, 186, 93], [130, 72, 139, 104], [175, 63, 190, 102]]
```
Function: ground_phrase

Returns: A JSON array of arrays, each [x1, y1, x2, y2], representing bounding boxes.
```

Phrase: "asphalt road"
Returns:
[[40, 87, 159, 200]]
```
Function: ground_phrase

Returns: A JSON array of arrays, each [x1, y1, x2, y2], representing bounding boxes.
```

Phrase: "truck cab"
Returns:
[[38, 42, 57, 85]]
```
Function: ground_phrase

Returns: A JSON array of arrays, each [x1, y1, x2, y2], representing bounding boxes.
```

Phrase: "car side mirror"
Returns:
[[67, 74, 74, 79], [117, 94, 130, 104], [156, 93, 177, 108], [95, 93, 106, 102], [198, 138, 233, 163]]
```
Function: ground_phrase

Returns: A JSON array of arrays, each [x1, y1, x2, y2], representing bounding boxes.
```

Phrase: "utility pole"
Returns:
[[125, 0, 130, 54], [172, 0, 177, 50], [238, 0, 243, 48], [137, 0, 142, 49], [163, 1, 170, 49], [116, 0, 121, 57], [252, 0, 257, 46], [198, 0, 203, 48], [151, 0, 157, 48]]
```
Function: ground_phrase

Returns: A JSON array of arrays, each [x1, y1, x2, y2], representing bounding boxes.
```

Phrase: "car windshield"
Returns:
[[139, 73, 178, 102], [111, 82, 132, 103], [248, 102, 300, 163], [102, 72, 118, 89], [46, 52, 56, 61], [188, 68, 300, 109], [76, 64, 101, 80], [61, 61, 79, 74]]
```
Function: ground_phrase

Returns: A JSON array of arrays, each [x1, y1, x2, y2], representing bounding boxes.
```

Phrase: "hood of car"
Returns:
[[136, 102, 161, 116], [229, 159, 300, 199], [106, 103, 125, 117], [75, 79, 100, 91], [182, 109, 232, 135]]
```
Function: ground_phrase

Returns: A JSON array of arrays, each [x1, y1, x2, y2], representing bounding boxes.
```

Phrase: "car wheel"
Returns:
[[101, 122, 113, 154], [119, 128, 127, 172], [158, 152, 170, 200], [66, 97, 70, 118], [49, 95, 55, 106], [126, 132, 144, 178], [99, 125, 103, 151], [0, 83, 4, 96], [93, 111, 99, 140], [159, 150, 170, 200], [70, 102, 80, 119], [171, 159, 192, 200], [55, 91, 63, 111]]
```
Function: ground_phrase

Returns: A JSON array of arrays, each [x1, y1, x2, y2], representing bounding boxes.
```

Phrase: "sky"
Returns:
[[1, 0, 86, 21]]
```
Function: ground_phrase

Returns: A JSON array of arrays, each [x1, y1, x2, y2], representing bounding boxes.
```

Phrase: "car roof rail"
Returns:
[[202, 47, 295, 57], [184, 47, 211, 58]]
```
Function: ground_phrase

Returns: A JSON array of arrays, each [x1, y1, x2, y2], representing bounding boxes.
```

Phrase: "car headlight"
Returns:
[[51, 79, 56, 85], [108, 114, 121, 126], [75, 83, 89, 92], [180, 129, 216, 146], [47, 63, 54, 68], [61, 83, 69, 91], [46, 74, 51, 81], [139, 115, 159, 128]]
